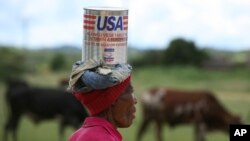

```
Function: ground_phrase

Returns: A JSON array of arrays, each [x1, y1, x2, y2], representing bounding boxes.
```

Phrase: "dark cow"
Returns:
[[137, 88, 242, 141], [3, 79, 88, 141]]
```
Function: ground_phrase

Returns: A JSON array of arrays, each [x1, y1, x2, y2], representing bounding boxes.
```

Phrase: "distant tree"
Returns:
[[145, 49, 165, 65], [129, 49, 164, 67], [164, 38, 208, 66], [50, 53, 67, 72], [0, 46, 28, 80]]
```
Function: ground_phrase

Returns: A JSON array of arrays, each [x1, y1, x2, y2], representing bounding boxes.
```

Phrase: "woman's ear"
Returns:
[[111, 99, 119, 106]]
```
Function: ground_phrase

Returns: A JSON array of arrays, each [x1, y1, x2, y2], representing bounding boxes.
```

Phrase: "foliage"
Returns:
[[0, 45, 81, 82], [129, 38, 210, 68], [0, 46, 28, 80], [50, 53, 67, 72], [129, 49, 164, 67], [164, 38, 209, 66], [0, 40, 248, 82]]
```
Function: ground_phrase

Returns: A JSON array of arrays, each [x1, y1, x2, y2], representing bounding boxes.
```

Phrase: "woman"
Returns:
[[68, 76, 137, 141]]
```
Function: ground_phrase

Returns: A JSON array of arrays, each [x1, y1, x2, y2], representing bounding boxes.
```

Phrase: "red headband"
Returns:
[[74, 76, 131, 116]]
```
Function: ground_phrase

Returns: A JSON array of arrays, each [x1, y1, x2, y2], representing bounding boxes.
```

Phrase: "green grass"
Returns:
[[0, 66, 250, 141], [133, 66, 250, 92], [124, 66, 250, 141]]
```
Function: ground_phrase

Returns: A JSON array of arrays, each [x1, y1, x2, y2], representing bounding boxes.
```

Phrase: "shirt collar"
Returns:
[[83, 117, 122, 140]]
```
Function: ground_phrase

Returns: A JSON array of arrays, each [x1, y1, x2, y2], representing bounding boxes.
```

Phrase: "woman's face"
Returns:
[[111, 83, 137, 128]]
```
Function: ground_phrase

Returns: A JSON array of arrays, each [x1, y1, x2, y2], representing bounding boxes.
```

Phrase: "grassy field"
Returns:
[[0, 66, 250, 141]]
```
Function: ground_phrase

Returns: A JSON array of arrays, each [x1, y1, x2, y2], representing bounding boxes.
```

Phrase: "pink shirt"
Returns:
[[68, 117, 122, 141]]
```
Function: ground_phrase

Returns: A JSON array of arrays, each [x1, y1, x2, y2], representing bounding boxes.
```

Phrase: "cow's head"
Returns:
[[229, 115, 242, 125], [221, 114, 242, 133]]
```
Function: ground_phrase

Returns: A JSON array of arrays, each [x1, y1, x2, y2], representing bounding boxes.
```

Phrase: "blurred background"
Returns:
[[0, 0, 250, 141]]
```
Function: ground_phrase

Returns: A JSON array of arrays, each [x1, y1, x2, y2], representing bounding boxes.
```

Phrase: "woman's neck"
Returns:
[[93, 109, 118, 128]]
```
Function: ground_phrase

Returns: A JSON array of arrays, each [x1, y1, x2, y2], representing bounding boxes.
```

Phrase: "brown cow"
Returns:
[[137, 88, 242, 141]]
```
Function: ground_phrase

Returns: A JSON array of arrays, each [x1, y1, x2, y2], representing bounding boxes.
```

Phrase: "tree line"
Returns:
[[1, 38, 249, 81], [129, 38, 209, 67], [0, 45, 80, 80]]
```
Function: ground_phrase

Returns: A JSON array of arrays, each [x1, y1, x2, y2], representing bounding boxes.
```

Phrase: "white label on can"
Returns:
[[84, 14, 128, 65]]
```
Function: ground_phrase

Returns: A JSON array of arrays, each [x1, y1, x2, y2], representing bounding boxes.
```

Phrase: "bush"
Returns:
[[0, 46, 28, 80], [164, 38, 208, 67]]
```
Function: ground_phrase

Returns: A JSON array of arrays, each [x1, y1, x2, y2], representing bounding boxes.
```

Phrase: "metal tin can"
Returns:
[[83, 7, 128, 67]]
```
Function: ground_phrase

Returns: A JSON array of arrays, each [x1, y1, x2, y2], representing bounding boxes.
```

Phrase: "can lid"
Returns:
[[84, 7, 128, 15], [84, 7, 128, 11]]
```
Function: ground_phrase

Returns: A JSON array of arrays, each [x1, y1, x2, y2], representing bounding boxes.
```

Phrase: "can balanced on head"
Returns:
[[83, 7, 128, 67]]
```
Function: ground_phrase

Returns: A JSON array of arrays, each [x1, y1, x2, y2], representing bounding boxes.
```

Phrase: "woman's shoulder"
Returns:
[[69, 126, 118, 141]]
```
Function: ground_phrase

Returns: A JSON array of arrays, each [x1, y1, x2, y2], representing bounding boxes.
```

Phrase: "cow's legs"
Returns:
[[4, 114, 21, 141], [59, 119, 67, 141], [155, 120, 164, 141], [194, 122, 206, 141], [137, 118, 152, 141]]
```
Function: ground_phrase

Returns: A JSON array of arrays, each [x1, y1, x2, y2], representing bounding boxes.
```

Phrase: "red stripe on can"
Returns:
[[84, 25, 94, 30], [123, 16, 128, 19], [123, 21, 128, 25], [84, 14, 96, 19], [84, 20, 95, 24]]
